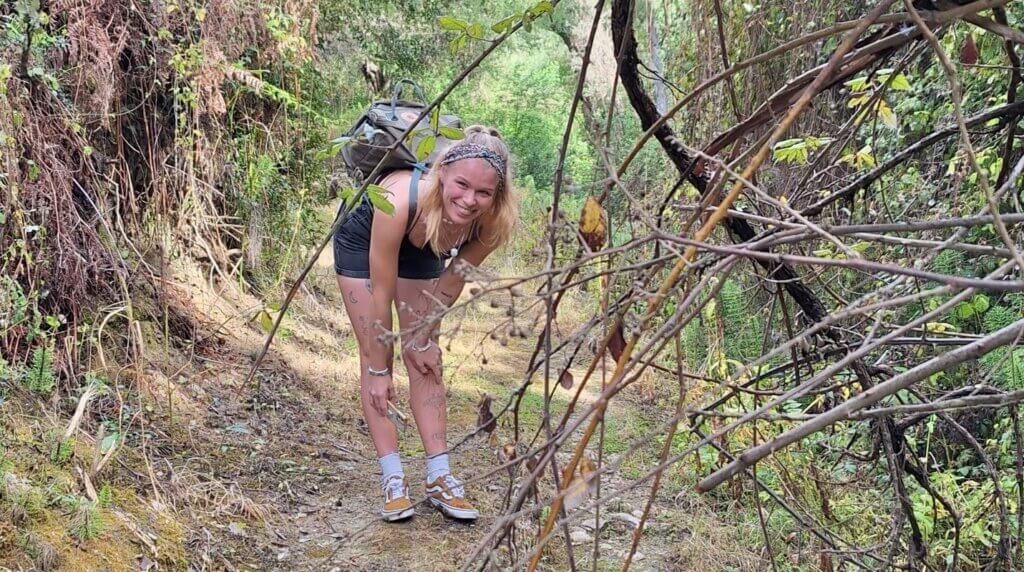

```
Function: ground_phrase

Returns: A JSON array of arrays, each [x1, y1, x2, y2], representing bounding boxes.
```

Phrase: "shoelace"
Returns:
[[443, 475, 465, 498], [384, 477, 406, 500]]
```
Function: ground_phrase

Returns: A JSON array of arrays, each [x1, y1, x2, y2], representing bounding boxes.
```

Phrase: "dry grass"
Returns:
[[2, 238, 761, 570]]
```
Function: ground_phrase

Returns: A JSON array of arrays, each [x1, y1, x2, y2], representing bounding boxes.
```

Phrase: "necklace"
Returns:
[[445, 221, 471, 249]]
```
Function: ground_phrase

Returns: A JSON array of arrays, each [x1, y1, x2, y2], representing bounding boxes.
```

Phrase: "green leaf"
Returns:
[[843, 76, 870, 92], [340, 187, 360, 211], [259, 311, 273, 332], [774, 138, 805, 150], [314, 143, 343, 160], [100, 433, 118, 454], [438, 126, 465, 140], [430, 108, 440, 132], [492, 15, 518, 34], [367, 184, 395, 216], [438, 16, 467, 31], [404, 126, 423, 145], [416, 135, 437, 162], [856, 146, 876, 170], [887, 73, 912, 91], [529, 0, 554, 16], [877, 100, 898, 129], [449, 34, 468, 55], [972, 294, 990, 314], [467, 23, 484, 39], [955, 302, 976, 321], [266, 302, 282, 312], [847, 94, 869, 108]]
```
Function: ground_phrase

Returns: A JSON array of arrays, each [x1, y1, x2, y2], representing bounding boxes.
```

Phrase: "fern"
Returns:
[[981, 347, 1024, 389], [682, 320, 707, 367], [931, 249, 970, 278], [983, 305, 1017, 333], [25, 341, 55, 394], [69, 500, 105, 542], [1, 275, 28, 327], [97, 484, 113, 508], [720, 280, 760, 360], [51, 438, 74, 465]]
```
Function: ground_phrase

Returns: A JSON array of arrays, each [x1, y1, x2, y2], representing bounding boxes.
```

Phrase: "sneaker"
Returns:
[[425, 474, 479, 521], [381, 475, 414, 522]]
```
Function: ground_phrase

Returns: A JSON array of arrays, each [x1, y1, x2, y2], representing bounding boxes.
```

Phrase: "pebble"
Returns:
[[570, 529, 593, 544]]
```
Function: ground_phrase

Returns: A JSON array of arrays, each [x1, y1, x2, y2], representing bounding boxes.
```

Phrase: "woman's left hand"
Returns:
[[406, 340, 443, 384]]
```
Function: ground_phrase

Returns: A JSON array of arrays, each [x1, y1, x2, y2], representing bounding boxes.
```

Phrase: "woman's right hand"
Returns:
[[366, 373, 396, 417]]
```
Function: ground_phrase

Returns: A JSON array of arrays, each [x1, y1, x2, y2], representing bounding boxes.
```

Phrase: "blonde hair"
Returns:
[[419, 125, 517, 257]]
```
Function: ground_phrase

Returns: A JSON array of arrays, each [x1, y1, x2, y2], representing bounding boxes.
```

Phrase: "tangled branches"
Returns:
[[356, 1, 1024, 569]]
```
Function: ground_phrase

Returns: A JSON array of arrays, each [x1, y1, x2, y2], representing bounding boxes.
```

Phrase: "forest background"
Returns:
[[4, 0, 1024, 570]]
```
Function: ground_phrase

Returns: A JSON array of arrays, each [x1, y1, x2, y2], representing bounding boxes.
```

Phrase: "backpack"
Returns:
[[337, 79, 462, 182]]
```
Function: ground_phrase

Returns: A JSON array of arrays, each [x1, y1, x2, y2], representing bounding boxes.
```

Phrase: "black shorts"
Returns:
[[332, 199, 446, 280]]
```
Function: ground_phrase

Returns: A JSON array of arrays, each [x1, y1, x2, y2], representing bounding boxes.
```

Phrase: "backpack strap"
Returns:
[[406, 166, 425, 233]]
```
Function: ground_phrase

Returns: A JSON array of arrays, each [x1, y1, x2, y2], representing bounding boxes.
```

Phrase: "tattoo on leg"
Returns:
[[365, 279, 373, 295], [424, 394, 445, 409], [431, 431, 446, 445], [423, 392, 445, 421], [347, 289, 358, 304]]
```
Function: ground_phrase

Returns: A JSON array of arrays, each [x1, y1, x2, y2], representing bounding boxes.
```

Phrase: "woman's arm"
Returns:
[[425, 227, 502, 337], [366, 177, 411, 373]]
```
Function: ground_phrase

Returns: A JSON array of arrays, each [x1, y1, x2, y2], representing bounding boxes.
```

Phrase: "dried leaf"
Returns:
[[558, 369, 574, 390], [476, 393, 496, 433], [580, 456, 596, 478], [526, 455, 540, 475], [960, 34, 978, 66], [608, 323, 627, 362], [563, 475, 589, 511], [580, 456, 598, 497], [578, 196, 606, 251], [564, 457, 598, 511]]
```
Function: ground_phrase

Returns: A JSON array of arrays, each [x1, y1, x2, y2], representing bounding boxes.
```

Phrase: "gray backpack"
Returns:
[[337, 80, 462, 182]]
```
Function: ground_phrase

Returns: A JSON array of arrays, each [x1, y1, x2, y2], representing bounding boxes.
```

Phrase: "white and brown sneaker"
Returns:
[[381, 475, 414, 522], [425, 474, 478, 521]]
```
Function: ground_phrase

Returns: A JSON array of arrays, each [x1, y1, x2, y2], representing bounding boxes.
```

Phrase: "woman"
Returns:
[[333, 126, 516, 522]]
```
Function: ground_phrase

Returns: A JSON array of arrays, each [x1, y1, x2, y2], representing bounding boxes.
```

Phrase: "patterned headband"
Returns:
[[439, 143, 507, 182]]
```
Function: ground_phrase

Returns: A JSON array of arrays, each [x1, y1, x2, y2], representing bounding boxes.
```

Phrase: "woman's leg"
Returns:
[[337, 275, 398, 458], [395, 278, 447, 457]]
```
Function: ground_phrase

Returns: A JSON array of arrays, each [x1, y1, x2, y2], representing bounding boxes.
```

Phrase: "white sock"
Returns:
[[378, 452, 404, 488], [426, 452, 450, 484]]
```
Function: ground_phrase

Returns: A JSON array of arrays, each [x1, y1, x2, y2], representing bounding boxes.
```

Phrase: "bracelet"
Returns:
[[367, 365, 390, 377], [411, 339, 434, 353]]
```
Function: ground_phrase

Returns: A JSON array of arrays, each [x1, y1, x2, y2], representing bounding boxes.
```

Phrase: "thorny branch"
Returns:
[[314, 1, 1024, 570]]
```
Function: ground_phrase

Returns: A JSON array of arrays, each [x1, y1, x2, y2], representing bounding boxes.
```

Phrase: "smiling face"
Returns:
[[438, 158, 501, 225]]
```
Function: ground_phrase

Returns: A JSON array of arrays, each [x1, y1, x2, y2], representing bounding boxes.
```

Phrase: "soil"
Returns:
[[2, 225, 761, 571]]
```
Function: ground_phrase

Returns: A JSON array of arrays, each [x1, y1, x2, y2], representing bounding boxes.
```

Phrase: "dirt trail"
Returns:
[[147, 234, 757, 571]]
